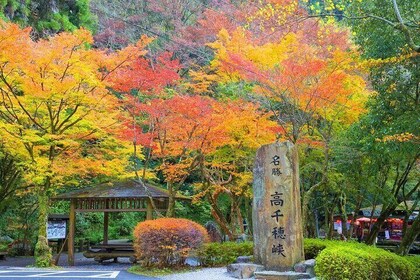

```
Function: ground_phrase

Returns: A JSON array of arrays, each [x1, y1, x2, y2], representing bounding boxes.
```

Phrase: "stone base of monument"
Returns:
[[253, 259, 316, 280], [293, 259, 316, 278], [227, 263, 264, 279], [254, 270, 312, 280]]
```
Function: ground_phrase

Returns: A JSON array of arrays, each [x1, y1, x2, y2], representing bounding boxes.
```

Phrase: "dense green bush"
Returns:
[[316, 246, 370, 280], [315, 242, 415, 280], [405, 255, 420, 280], [303, 238, 335, 259], [197, 238, 418, 280], [197, 241, 253, 266]]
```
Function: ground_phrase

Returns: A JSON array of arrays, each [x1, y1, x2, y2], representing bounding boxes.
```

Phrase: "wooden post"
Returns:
[[104, 212, 109, 245], [68, 199, 76, 266], [146, 199, 153, 220]]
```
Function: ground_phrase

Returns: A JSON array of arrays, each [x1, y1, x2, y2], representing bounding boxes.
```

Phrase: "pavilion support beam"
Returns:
[[68, 199, 76, 266], [103, 212, 109, 245], [146, 200, 153, 220]]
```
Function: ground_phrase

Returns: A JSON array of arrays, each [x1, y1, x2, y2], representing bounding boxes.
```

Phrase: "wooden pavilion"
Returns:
[[53, 179, 185, 265]]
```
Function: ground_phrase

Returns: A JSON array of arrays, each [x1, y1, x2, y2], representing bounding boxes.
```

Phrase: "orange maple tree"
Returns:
[[119, 95, 227, 217], [0, 20, 150, 266], [194, 100, 277, 239], [124, 93, 277, 235], [189, 0, 370, 236]]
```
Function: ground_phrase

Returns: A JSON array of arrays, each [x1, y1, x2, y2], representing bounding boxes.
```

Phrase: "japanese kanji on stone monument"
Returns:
[[252, 141, 304, 272]]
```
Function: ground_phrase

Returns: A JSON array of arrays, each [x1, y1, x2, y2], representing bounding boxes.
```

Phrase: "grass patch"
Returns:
[[128, 265, 194, 277]]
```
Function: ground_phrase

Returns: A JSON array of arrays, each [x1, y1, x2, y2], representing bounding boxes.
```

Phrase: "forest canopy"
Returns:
[[0, 0, 418, 266]]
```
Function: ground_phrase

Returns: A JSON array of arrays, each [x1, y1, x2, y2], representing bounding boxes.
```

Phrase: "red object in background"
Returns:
[[356, 217, 372, 222]]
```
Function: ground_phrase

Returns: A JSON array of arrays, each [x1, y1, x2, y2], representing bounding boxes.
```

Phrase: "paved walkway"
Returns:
[[0, 268, 119, 278], [0, 268, 155, 279], [0, 252, 133, 270], [0, 253, 156, 279], [0, 253, 235, 280]]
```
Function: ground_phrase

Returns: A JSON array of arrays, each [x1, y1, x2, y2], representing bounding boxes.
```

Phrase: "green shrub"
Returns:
[[316, 247, 370, 280], [196, 238, 418, 279], [405, 255, 420, 280], [304, 238, 331, 259], [0, 242, 8, 252], [133, 218, 208, 267], [315, 242, 415, 280], [197, 241, 253, 266]]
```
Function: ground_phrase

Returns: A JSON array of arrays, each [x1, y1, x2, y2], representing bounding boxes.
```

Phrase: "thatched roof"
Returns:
[[53, 179, 190, 200]]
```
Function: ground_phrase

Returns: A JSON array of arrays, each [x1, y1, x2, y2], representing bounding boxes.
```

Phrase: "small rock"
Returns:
[[294, 259, 316, 277], [303, 259, 315, 267], [227, 263, 264, 279], [236, 256, 252, 263], [185, 257, 200, 266], [293, 262, 306, 273]]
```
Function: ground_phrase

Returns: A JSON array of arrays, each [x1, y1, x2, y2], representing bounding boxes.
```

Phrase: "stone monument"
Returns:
[[252, 141, 304, 273]]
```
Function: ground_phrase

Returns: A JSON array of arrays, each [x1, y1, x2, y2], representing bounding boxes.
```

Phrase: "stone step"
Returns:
[[254, 270, 312, 280], [293, 259, 315, 278], [227, 263, 264, 279]]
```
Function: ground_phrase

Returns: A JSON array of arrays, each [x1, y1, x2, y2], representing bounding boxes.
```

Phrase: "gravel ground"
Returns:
[[160, 267, 243, 280]]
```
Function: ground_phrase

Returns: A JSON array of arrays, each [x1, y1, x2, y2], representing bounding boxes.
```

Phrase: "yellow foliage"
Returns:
[[379, 133, 419, 144], [208, 21, 370, 130], [0, 20, 147, 192]]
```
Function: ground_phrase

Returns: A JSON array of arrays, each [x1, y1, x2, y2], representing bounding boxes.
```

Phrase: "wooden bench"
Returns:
[[90, 244, 134, 251], [0, 251, 8, 260], [83, 243, 136, 263]]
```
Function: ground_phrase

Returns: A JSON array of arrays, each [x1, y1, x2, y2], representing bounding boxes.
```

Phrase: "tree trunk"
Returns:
[[207, 193, 235, 240], [326, 208, 334, 240], [211, 208, 235, 241], [245, 196, 253, 236], [365, 203, 397, 245], [34, 192, 52, 267], [350, 195, 363, 239], [236, 201, 244, 235], [166, 182, 175, 217], [302, 184, 320, 237], [396, 214, 420, 255], [306, 207, 316, 238], [368, 199, 378, 235], [338, 192, 348, 238]]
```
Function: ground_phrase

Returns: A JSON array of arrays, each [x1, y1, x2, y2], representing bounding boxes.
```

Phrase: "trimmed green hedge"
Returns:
[[197, 239, 419, 280], [313, 241, 416, 280], [303, 238, 337, 259], [198, 238, 332, 266], [405, 255, 420, 280], [197, 242, 253, 266]]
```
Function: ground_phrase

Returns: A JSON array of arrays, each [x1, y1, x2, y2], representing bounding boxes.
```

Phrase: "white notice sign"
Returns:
[[47, 220, 66, 239]]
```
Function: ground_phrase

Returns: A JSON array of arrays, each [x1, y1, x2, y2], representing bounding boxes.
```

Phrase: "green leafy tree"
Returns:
[[0, 148, 23, 213], [303, 0, 419, 54], [341, 0, 419, 254], [0, 0, 95, 38]]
